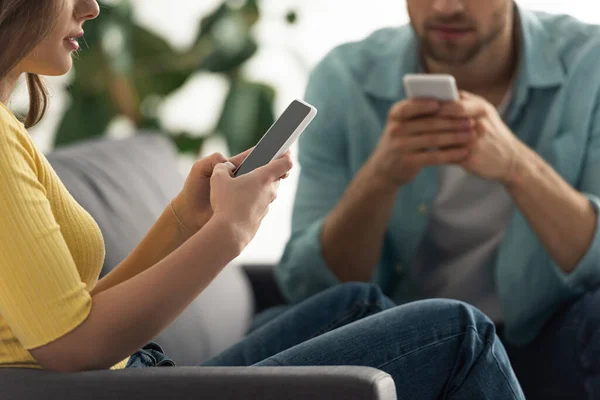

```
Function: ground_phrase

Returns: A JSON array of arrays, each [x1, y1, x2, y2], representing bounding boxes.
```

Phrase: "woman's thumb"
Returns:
[[213, 162, 235, 178]]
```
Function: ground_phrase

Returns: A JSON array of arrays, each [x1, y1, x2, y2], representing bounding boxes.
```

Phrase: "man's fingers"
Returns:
[[405, 147, 471, 166], [438, 97, 487, 119], [388, 100, 441, 121], [393, 117, 474, 136], [397, 131, 474, 152]]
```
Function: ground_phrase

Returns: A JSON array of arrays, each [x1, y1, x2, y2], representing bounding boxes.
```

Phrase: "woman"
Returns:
[[0, 1, 525, 398]]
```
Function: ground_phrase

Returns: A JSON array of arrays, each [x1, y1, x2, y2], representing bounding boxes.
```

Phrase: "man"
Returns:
[[276, 1, 600, 398]]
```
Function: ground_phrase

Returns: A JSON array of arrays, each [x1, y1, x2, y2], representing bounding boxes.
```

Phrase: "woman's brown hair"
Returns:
[[0, 0, 60, 127]]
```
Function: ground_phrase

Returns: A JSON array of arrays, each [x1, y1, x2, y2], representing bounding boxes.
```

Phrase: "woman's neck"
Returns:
[[0, 72, 20, 105]]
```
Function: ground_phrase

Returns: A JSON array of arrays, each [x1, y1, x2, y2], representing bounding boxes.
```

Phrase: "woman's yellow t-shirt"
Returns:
[[0, 103, 127, 369]]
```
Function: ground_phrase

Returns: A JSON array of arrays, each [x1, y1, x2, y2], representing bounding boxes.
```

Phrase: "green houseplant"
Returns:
[[55, 0, 280, 156]]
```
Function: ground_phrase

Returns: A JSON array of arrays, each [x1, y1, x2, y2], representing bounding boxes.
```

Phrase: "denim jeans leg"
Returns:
[[202, 282, 395, 366], [255, 299, 525, 400], [502, 287, 600, 400], [248, 305, 291, 333]]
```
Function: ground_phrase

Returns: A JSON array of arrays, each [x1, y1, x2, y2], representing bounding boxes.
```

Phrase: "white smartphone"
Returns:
[[403, 74, 459, 101], [234, 99, 317, 177]]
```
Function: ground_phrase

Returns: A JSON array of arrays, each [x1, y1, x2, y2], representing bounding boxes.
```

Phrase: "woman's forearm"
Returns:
[[91, 200, 192, 296], [30, 217, 243, 372]]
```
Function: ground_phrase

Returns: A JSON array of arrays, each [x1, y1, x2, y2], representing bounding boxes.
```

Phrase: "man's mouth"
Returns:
[[428, 25, 474, 40]]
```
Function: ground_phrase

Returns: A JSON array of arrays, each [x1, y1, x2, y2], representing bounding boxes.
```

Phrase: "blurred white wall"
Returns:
[[23, 0, 600, 264]]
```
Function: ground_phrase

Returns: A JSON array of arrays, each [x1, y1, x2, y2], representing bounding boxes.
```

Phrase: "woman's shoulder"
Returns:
[[0, 102, 24, 130], [0, 103, 35, 149], [0, 103, 38, 172]]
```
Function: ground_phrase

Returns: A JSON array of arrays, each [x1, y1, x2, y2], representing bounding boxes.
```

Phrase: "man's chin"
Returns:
[[429, 54, 473, 66], [423, 44, 481, 66]]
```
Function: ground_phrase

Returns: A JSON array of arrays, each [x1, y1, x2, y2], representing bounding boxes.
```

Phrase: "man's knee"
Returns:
[[578, 287, 600, 340], [582, 286, 600, 309]]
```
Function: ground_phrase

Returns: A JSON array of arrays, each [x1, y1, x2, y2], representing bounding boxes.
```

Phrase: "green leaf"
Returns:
[[286, 10, 298, 24], [197, 4, 228, 40], [54, 84, 117, 147], [138, 115, 162, 131], [196, 1, 259, 42], [199, 38, 257, 73], [194, 1, 260, 73], [132, 25, 191, 98], [71, 48, 112, 93], [56, 0, 272, 157], [216, 81, 275, 155], [171, 133, 205, 154], [100, 2, 134, 75]]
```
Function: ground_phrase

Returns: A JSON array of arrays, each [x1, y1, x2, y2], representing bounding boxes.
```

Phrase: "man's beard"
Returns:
[[417, 7, 508, 66]]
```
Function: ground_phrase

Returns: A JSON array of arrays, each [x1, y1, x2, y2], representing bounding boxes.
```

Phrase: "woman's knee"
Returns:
[[386, 298, 497, 341], [320, 283, 394, 312], [318, 286, 497, 342]]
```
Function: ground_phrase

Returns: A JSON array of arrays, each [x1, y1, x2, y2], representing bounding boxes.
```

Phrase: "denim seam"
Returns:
[[374, 325, 521, 399], [488, 338, 522, 400], [375, 330, 473, 371], [445, 326, 520, 400]]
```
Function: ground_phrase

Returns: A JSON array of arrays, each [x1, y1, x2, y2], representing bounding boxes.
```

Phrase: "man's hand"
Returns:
[[367, 99, 475, 190], [439, 91, 523, 184]]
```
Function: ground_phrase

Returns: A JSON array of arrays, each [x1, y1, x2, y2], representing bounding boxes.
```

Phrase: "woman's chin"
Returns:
[[40, 60, 73, 77], [54, 59, 73, 76]]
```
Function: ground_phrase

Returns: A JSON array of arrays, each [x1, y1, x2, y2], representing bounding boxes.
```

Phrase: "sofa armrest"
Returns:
[[1, 366, 396, 400]]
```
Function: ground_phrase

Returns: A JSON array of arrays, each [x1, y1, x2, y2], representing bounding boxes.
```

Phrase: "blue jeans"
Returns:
[[128, 283, 523, 398], [200, 283, 524, 399], [246, 286, 600, 400], [126, 341, 175, 368], [498, 287, 600, 400]]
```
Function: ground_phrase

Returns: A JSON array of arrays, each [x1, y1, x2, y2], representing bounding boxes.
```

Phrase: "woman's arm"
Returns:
[[92, 151, 249, 296], [30, 157, 292, 372], [32, 216, 241, 371], [90, 198, 192, 296]]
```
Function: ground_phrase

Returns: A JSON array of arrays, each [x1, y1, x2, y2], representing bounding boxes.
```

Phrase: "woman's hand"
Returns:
[[210, 152, 294, 248], [172, 150, 252, 234]]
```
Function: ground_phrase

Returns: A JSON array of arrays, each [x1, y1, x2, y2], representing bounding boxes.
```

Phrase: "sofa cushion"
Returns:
[[47, 133, 185, 273], [47, 133, 253, 365]]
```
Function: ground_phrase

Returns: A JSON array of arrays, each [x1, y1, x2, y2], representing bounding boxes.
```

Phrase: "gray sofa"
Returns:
[[1, 134, 396, 400]]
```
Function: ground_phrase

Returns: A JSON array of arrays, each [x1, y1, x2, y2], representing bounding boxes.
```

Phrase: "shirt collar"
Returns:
[[363, 4, 565, 100], [363, 28, 419, 100], [516, 5, 565, 88]]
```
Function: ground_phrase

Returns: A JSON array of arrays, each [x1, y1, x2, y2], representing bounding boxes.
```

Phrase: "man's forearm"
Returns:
[[321, 161, 398, 282], [506, 143, 597, 273]]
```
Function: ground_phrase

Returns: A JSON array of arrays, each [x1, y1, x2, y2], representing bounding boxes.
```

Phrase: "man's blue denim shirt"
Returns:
[[277, 6, 600, 345]]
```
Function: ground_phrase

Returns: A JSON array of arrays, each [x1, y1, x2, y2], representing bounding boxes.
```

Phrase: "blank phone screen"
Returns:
[[234, 100, 311, 176]]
